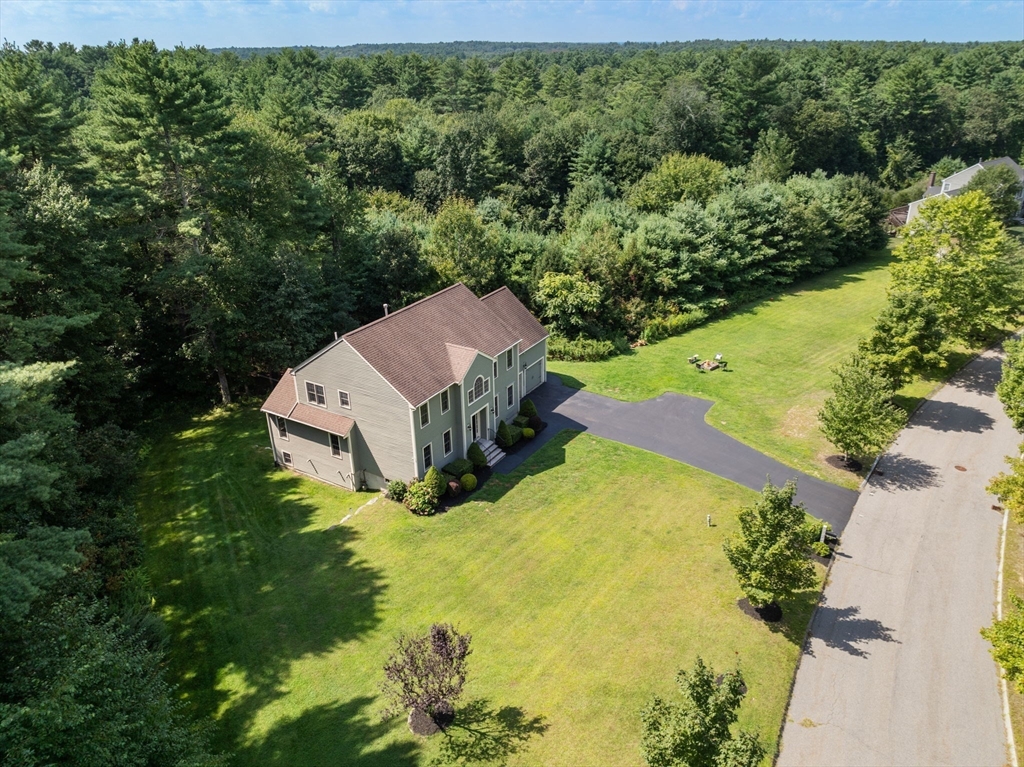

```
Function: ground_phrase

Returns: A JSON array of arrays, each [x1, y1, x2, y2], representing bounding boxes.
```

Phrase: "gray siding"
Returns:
[[520, 338, 547, 396], [412, 384, 464, 476], [267, 414, 354, 488], [296, 341, 415, 488], [494, 344, 520, 424]]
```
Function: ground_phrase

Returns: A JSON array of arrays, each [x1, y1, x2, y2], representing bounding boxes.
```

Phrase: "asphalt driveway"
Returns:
[[778, 345, 1017, 766], [496, 374, 859, 532]]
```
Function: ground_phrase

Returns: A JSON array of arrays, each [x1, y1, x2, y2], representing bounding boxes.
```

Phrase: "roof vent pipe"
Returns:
[[383, 303, 389, 317], [928, 171, 936, 187], [334, 331, 338, 341]]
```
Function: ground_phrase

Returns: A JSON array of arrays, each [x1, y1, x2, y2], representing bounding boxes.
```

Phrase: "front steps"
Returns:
[[476, 438, 506, 468]]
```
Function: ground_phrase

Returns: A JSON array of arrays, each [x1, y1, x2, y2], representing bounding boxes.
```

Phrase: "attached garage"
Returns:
[[523, 359, 542, 395]]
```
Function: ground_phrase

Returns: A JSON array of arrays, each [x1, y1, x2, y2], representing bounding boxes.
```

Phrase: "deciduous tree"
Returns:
[[382, 623, 472, 725], [819, 354, 907, 461]]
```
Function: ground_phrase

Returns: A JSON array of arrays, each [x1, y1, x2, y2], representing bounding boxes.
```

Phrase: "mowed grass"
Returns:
[[549, 250, 973, 487], [139, 407, 823, 767], [1002, 511, 1024, 766]]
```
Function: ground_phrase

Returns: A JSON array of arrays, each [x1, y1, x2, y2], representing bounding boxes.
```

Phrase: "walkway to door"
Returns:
[[495, 374, 858, 532]]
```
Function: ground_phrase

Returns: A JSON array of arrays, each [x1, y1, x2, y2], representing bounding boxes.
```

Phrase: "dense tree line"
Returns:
[[0, 36, 1022, 761]]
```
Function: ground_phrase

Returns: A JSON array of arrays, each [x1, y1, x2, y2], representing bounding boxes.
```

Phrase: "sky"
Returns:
[[1, 0, 1022, 49]]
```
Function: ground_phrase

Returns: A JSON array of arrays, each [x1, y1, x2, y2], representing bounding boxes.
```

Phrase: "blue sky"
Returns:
[[1, 1, 1022, 49]]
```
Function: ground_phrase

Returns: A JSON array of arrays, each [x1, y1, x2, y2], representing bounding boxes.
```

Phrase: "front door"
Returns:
[[471, 407, 486, 441]]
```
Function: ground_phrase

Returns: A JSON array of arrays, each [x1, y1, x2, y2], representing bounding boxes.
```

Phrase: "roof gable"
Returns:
[[336, 283, 536, 406], [480, 287, 549, 350]]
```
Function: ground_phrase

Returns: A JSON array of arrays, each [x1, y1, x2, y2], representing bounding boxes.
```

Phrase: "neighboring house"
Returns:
[[261, 283, 549, 490], [905, 156, 1024, 225]]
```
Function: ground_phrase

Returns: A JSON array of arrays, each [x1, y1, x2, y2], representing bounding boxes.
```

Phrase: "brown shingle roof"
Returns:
[[339, 283, 531, 406], [261, 370, 355, 437], [446, 343, 480, 382], [480, 287, 549, 350]]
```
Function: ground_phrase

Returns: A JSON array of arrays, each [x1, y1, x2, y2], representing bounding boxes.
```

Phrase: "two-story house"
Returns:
[[260, 283, 549, 490], [905, 156, 1024, 225]]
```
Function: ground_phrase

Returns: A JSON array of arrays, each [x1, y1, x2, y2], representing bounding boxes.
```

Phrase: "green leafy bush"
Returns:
[[810, 541, 831, 558], [522, 427, 535, 439], [447, 479, 461, 497], [518, 399, 538, 418], [460, 473, 477, 492], [404, 481, 438, 515], [799, 517, 831, 547], [548, 334, 617, 362], [443, 458, 474, 478], [507, 425, 523, 445], [496, 419, 513, 448], [641, 310, 709, 343], [387, 479, 408, 502], [512, 415, 530, 428], [467, 442, 487, 469]]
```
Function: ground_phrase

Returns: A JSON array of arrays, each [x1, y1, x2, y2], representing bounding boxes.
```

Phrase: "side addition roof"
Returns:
[[261, 369, 355, 437]]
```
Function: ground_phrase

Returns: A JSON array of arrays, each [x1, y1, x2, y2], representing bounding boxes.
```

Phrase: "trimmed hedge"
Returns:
[[460, 473, 477, 492], [496, 419, 514, 448], [508, 425, 523, 445], [519, 398, 538, 418], [512, 415, 530, 428], [522, 427, 535, 439], [424, 466, 446, 498], [467, 442, 487, 469], [548, 335, 616, 362], [443, 458, 474, 477], [527, 415, 542, 430]]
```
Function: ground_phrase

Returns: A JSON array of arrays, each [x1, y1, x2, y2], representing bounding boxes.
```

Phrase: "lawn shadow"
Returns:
[[912, 399, 995, 433], [473, 429, 577, 505], [234, 695, 420, 767], [431, 698, 549, 766], [140, 408, 388, 756], [870, 453, 942, 491], [804, 603, 900, 659]]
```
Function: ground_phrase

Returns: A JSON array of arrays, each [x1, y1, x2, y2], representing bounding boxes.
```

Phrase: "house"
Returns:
[[261, 283, 549, 490], [905, 156, 1024, 225]]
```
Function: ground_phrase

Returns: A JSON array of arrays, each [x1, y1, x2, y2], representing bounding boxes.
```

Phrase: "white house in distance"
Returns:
[[905, 156, 1024, 225], [260, 283, 549, 491]]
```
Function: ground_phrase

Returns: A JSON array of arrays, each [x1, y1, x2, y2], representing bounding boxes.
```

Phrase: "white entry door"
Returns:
[[471, 407, 487, 441]]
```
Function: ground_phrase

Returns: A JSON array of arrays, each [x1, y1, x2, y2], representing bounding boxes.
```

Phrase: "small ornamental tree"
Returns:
[[997, 339, 1024, 433], [640, 657, 764, 767], [981, 594, 1024, 695], [722, 480, 816, 616], [859, 291, 945, 388], [423, 465, 446, 498], [496, 419, 513, 448], [818, 354, 907, 461], [382, 623, 472, 727], [467, 442, 487, 469], [519, 398, 538, 419]]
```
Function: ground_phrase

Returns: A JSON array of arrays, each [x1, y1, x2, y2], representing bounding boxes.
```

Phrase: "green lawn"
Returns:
[[139, 407, 823, 766], [549, 250, 971, 488]]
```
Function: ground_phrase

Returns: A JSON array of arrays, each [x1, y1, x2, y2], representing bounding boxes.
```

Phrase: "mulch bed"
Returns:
[[825, 455, 863, 472], [434, 465, 493, 514], [408, 707, 453, 737], [737, 597, 783, 623]]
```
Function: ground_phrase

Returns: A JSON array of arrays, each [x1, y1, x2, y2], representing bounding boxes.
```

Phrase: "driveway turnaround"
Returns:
[[498, 375, 859, 532], [778, 346, 1017, 767]]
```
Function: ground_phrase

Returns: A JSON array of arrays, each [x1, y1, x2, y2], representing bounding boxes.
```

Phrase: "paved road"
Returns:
[[778, 346, 1017, 767], [497, 374, 859, 532]]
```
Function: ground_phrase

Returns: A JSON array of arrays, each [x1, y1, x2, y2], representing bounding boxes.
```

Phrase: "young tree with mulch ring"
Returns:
[[723, 479, 816, 621], [382, 623, 472, 735], [640, 656, 764, 767]]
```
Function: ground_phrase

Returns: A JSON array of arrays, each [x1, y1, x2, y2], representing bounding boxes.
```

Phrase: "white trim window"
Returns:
[[505, 348, 513, 369], [338, 390, 351, 409], [275, 415, 288, 440], [282, 451, 292, 465], [329, 434, 343, 458], [305, 381, 326, 406], [470, 375, 484, 404], [506, 383, 514, 409], [423, 443, 433, 469], [443, 429, 452, 456], [440, 389, 450, 413], [419, 402, 430, 427], [493, 360, 498, 377]]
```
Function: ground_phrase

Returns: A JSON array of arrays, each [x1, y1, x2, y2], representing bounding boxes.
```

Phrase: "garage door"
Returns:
[[524, 360, 542, 394]]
